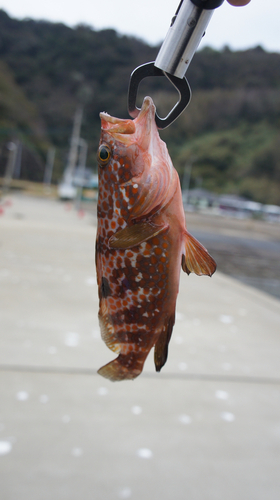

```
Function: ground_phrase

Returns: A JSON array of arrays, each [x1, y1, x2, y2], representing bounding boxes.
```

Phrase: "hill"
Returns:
[[0, 9, 279, 204], [0, 58, 50, 181]]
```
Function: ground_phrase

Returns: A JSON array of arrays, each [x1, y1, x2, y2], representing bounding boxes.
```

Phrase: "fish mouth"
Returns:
[[100, 113, 136, 134], [100, 96, 156, 142]]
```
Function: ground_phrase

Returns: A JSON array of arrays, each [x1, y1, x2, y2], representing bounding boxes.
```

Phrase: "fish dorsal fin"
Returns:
[[154, 313, 175, 372], [182, 231, 216, 276], [109, 221, 168, 249]]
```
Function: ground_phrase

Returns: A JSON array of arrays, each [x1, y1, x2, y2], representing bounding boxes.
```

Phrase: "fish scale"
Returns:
[[96, 96, 216, 381]]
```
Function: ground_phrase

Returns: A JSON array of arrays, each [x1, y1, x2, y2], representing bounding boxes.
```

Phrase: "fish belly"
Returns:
[[96, 229, 178, 381]]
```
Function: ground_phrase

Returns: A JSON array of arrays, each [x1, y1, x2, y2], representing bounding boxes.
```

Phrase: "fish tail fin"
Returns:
[[98, 352, 145, 381], [154, 313, 175, 372], [182, 231, 216, 277]]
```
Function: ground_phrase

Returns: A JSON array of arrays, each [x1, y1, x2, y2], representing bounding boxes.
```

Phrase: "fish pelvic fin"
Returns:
[[182, 231, 217, 277], [109, 221, 168, 249], [98, 357, 142, 381], [154, 313, 175, 372]]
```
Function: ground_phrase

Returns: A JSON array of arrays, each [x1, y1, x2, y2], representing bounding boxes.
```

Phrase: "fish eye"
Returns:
[[97, 144, 111, 166]]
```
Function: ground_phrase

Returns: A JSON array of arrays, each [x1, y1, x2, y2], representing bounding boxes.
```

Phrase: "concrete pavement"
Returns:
[[0, 194, 280, 500]]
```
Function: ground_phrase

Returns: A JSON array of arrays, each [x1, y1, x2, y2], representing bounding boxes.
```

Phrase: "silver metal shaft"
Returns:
[[155, 0, 215, 78]]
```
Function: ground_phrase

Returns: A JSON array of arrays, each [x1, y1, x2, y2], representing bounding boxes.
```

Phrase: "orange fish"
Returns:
[[96, 96, 216, 381]]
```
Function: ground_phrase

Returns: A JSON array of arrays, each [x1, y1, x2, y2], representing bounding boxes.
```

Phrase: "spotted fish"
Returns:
[[96, 96, 216, 381]]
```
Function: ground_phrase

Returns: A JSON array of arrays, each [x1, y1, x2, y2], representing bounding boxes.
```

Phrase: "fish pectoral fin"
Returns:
[[154, 313, 175, 372], [182, 231, 217, 276], [109, 221, 168, 249]]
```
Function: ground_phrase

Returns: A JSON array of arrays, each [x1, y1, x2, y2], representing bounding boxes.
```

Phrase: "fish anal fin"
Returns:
[[109, 221, 168, 249], [182, 231, 216, 277], [154, 313, 175, 372], [98, 300, 120, 354]]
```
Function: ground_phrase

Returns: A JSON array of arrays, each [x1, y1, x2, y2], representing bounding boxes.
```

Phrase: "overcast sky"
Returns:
[[0, 0, 279, 53]]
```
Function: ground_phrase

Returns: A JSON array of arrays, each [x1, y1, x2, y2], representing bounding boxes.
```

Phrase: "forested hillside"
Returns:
[[0, 9, 280, 203]]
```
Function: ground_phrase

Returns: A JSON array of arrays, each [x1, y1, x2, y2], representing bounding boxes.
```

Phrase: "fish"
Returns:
[[96, 96, 216, 381]]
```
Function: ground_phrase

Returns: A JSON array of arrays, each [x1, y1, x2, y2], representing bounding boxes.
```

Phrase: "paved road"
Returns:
[[190, 229, 280, 300], [1, 195, 280, 500]]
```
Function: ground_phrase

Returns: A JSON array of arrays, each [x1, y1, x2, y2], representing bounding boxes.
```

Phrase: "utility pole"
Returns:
[[43, 147, 56, 186], [75, 138, 88, 210], [78, 138, 88, 173], [13, 142, 22, 179], [1, 141, 19, 197], [65, 106, 83, 180]]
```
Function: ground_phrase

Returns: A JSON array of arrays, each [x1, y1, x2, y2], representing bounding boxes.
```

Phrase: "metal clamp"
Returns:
[[127, 0, 224, 128], [128, 62, 191, 129]]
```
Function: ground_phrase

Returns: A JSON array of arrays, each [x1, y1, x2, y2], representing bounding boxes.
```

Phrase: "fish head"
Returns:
[[98, 96, 158, 181], [98, 97, 175, 219]]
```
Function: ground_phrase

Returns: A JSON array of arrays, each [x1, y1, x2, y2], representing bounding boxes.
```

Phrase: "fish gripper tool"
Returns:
[[128, 0, 224, 129]]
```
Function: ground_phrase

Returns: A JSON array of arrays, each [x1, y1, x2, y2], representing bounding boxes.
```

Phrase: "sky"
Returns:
[[0, 0, 279, 53]]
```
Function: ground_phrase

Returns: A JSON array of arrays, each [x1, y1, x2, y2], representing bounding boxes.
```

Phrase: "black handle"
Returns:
[[191, 0, 224, 9]]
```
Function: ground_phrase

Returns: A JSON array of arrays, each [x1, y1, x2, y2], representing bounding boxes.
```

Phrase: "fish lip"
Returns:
[[100, 113, 136, 135], [99, 112, 119, 124], [135, 96, 156, 122]]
